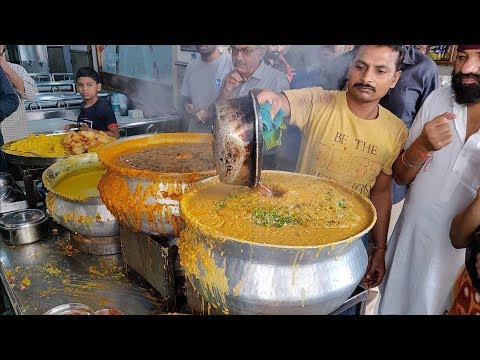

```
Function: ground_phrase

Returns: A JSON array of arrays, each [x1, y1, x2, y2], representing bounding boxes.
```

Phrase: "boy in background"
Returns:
[[65, 67, 120, 139]]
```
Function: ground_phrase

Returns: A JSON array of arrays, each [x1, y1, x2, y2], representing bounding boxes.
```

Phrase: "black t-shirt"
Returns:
[[77, 98, 118, 131]]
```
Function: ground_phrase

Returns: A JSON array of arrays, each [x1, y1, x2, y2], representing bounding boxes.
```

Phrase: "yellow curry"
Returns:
[[53, 168, 105, 201], [180, 172, 376, 247]]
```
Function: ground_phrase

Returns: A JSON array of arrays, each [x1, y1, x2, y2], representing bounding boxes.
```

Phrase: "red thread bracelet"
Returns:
[[417, 150, 432, 158]]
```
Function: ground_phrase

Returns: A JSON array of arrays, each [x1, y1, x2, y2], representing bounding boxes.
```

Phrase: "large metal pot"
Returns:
[[42, 153, 119, 237], [96, 133, 216, 237], [1, 135, 68, 167], [178, 171, 377, 315]]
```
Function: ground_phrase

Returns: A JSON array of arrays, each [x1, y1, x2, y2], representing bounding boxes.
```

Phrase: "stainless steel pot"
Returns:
[[42, 153, 119, 237], [0, 209, 49, 245], [178, 171, 377, 315], [96, 133, 216, 237], [1, 135, 68, 167]]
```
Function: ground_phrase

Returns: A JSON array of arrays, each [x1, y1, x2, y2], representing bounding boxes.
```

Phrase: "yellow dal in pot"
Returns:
[[53, 168, 105, 201], [180, 172, 376, 247]]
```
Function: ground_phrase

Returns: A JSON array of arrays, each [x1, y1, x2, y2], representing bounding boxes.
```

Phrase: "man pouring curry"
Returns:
[[253, 45, 409, 289]]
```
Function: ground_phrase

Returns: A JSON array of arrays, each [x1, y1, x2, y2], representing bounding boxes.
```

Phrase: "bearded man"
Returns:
[[378, 45, 480, 315]]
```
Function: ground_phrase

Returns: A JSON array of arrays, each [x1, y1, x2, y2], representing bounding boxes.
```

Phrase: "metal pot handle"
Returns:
[[146, 124, 158, 134], [28, 102, 42, 110], [56, 100, 68, 108]]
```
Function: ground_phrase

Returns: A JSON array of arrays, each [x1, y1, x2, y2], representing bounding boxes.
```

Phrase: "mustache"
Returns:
[[454, 73, 480, 83], [233, 60, 247, 67], [353, 83, 376, 92]]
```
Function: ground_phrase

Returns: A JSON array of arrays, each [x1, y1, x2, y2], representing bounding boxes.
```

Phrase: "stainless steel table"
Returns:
[[0, 227, 168, 315]]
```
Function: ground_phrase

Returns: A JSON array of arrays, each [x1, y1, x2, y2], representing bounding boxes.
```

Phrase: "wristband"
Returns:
[[401, 151, 419, 168], [417, 150, 432, 158]]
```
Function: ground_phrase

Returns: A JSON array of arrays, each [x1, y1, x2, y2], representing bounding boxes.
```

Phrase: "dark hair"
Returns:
[[75, 67, 100, 83], [358, 45, 406, 71], [384, 45, 406, 71]]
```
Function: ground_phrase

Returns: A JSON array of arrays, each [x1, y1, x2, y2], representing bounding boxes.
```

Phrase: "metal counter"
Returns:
[[0, 227, 168, 315], [28, 114, 179, 135]]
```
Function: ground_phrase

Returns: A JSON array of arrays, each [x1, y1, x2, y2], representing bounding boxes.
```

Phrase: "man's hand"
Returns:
[[361, 249, 386, 288], [185, 104, 208, 124], [222, 70, 243, 94], [185, 103, 197, 116], [78, 125, 92, 132], [62, 124, 78, 132], [417, 112, 456, 152], [256, 89, 290, 119]]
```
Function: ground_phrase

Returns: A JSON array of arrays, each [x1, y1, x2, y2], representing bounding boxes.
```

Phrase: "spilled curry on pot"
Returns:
[[180, 171, 376, 247], [96, 133, 216, 237]]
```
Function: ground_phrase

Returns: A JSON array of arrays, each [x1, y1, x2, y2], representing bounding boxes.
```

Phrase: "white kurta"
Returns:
[[379, 87, 480, 315]]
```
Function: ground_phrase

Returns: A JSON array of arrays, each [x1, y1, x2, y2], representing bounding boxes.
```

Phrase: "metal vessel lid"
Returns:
[[0, 209, 48, 230]]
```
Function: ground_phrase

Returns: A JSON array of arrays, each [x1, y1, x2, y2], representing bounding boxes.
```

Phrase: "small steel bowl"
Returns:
[[211, 90, 263, 188], [43, 303, 94, 315]]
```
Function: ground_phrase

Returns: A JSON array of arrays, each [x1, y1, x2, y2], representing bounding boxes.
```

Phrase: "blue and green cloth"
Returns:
[[260, 102, 286, 151]]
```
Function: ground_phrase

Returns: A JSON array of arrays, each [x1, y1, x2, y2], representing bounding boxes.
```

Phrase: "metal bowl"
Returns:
[[211, 91, 263, 188], [43, 303, 94, 315]]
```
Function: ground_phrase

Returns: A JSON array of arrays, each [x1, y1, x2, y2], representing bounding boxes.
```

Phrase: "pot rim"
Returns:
[[96, 133, 217, 179], [42, 153, 106, 202]]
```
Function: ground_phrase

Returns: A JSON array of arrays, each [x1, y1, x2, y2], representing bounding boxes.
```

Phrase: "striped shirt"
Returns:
[[0, 62, 38, 143]]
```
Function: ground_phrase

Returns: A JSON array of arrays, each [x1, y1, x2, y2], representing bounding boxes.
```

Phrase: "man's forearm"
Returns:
[[392, 140, 429, 185], [370, 187, 392, 249]]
